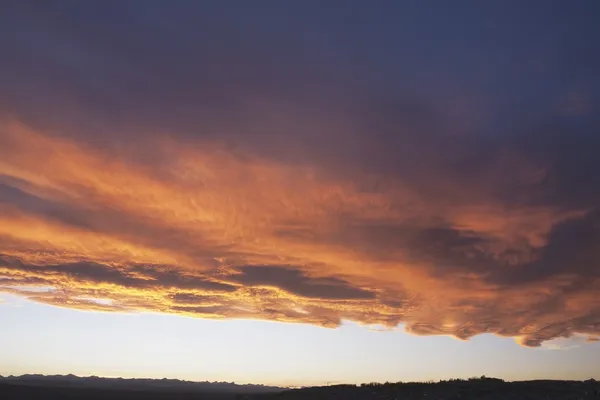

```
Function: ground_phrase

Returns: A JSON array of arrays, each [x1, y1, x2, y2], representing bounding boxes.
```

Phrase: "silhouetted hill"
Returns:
[[254, 377, 600, 400], [0, 374, 282, 399], [2, 375, 599, 400]]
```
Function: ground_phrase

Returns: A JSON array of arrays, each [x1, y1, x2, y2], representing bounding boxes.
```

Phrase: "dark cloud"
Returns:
[[0, 181, 96, 230], [5, 260, 153, 288], [337, 221, 495, 267], [171, 305, 228, 316], [132, 265, 238, 293], [505, 116, 600, 209], [1, 0, 598, 192], [170, 293, 215, 304], [489, 208, 600, 285], [0, 257, 237, 293], [227, 266, 375, 300]]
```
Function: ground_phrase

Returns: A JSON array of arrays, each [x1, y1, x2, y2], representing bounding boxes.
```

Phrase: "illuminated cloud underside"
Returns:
[[1, 121, 599, 347], [1, 1, 600, 352]]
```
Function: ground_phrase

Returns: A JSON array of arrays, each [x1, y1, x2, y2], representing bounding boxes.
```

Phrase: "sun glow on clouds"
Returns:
[[0, 119, 599, 347]]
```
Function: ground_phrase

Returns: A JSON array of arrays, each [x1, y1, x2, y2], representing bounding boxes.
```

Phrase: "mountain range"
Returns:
[[0, 374, 282, 394]]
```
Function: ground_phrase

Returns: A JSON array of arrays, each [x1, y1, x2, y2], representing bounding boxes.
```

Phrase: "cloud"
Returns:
[[1, 2, 600, 347], [226, 265, 375, 300], [1, 121, 598, 346]]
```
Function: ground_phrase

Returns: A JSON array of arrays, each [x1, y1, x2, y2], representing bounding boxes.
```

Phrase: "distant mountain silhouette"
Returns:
[[0, 374, 282, 394]]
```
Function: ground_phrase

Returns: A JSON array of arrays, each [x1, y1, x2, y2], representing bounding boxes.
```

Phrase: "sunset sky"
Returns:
[[1, 1, 600, 386]]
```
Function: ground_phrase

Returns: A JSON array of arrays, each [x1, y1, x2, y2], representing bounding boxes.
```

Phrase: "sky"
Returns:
[[1, 0, 600, 386]]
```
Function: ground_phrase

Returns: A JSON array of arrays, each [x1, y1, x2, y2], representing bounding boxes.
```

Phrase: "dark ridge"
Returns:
[[0, 374, 282, 399], [253, 377, 600, 400], [1, 375, 599, 400]]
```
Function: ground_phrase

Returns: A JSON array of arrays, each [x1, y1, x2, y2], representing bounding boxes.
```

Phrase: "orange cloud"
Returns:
[[1, 120, 599, 347]]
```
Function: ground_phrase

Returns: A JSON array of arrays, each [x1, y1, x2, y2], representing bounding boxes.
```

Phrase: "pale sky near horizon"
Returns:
[[2, 293, 599, 387], [1, 0, 600, 386]]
